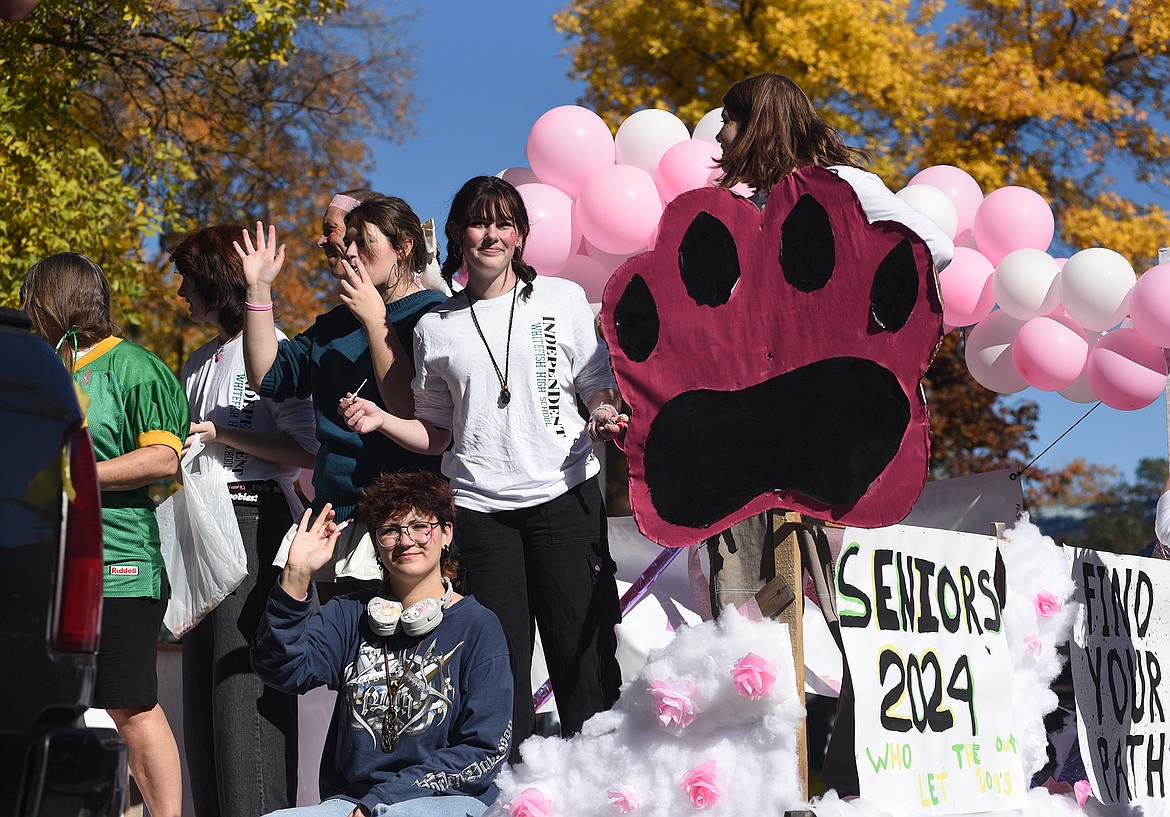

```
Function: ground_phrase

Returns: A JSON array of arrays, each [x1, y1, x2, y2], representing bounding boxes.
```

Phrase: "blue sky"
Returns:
[[368, 1, 1168, 485]]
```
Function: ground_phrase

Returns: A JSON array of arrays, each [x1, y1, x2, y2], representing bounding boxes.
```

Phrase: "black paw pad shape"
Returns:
[[600, 166, 943, 547]]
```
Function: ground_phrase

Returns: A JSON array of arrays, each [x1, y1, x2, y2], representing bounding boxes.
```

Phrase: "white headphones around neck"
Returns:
[[366, 578, 454, 637]]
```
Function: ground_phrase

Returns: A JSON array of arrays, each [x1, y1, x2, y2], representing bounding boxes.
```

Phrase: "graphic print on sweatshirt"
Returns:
[[529, 317, 566, 437], [343, 638, 463, 749]]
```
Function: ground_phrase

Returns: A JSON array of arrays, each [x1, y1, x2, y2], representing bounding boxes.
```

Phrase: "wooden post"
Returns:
[[753, 511, 808, 801]]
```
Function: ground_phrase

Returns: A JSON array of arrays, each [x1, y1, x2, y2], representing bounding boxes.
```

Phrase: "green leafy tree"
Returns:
[[0, 0, 415, 369]]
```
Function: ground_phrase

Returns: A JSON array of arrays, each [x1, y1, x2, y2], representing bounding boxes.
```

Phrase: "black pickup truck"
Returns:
[[0, 307, 127, 817]]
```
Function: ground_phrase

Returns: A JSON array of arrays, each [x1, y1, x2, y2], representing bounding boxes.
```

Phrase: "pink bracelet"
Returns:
[[245, 301, 274, 312]]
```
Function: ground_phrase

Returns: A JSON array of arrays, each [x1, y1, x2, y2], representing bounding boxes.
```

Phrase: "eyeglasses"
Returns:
[[376, 521, 441, 547]]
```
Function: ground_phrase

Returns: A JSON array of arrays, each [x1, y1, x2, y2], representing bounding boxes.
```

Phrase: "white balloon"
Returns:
[[992, 249, 1062, 320], [614, 109, 691, 175], [496, 167, 539, 187], [965, 309, 1028, 394], [1058, 248, 1136, 332], [895, 184, 959, 240], [692, 108, 724, 144]]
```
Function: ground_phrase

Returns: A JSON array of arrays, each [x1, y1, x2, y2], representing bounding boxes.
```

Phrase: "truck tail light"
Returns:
[[53, 427, 104, 653]]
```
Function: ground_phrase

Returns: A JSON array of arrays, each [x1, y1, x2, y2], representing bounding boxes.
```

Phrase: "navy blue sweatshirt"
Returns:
[[252, 583, 513, 812]]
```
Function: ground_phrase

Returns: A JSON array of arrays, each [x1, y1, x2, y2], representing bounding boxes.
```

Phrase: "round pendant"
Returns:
[[499, 386, 511, 406]]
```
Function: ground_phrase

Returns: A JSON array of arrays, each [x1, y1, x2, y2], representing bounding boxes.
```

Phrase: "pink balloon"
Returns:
[[655, 139, 721, 204], [527, 106, 615, 198], [575, 165, 663, 255], [547, 253, 612, 304], [517, 183, 578, 276], [909, 165, 983, 241], [1058, 330, 1104, 403], [938, 247, 996, 326], [1086, 328, 1169, 410], [1011, 315, 1089, 391], [583, 238, 637, 274], [1130, 264, 1170, 347], [965, 309, 1028, 394], [972, 186, 1055, 265]]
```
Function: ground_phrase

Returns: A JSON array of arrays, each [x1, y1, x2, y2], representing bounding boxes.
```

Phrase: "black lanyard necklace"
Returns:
[[465, 279, 519, 408]]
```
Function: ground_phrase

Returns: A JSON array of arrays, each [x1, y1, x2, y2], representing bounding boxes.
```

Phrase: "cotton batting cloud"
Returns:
[[485, 517, 1086, 817], [487, 608, 803, 817]]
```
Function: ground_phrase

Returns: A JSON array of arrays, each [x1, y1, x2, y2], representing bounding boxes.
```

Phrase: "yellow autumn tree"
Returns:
[[556, 0, 1170, 265], [559, 0, 1169, 501]]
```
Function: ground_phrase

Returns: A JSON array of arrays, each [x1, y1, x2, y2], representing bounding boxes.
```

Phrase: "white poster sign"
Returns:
[[1069, 547, 1170, 804], [836, 524, 1028, 814]]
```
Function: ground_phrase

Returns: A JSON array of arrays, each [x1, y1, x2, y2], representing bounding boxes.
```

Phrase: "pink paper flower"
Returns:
[[1023, 634, 1043, 657], [1034, 591, 1062, 618], [649, 678, 699, 729], [1074, 779, 1091, 808], [606, 785, 641, 813], [508, 787, 553, 817], [731, 652, 778, 699], [681, 761, 723, 809]]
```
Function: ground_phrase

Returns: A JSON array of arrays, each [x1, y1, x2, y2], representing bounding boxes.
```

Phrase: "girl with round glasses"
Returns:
[[253, 470, 512, 817]]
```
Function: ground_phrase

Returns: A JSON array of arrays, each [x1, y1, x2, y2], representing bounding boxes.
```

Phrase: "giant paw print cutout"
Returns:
[[600, 166, 943, 547]]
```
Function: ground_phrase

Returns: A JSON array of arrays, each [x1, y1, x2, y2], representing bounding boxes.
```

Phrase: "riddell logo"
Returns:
[[109, 566, 139, 576]]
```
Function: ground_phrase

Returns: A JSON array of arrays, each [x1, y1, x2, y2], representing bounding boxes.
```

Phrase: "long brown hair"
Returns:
[[440, 176, 536, 300], [716, 74, 869, 196], [168, 225, 249, 335], [21, 252, 121, 371]]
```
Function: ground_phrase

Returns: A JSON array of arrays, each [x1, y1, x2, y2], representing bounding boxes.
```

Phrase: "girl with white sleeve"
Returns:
[[339, 176, 625, 757]]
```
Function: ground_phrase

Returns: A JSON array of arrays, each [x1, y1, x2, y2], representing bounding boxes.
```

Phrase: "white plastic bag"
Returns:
[[157, 437, 247, 637]]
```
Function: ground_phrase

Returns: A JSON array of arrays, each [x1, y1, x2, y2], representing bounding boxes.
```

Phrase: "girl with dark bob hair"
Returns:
[[169, 224, 318, 817], [253, 470, 512, 817], [339, 176, 626, 757]]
